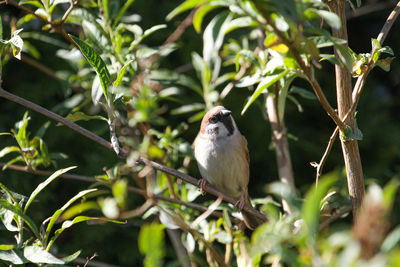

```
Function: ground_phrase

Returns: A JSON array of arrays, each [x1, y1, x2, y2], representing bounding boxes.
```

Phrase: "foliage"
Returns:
[[0, 0, 400, 266]]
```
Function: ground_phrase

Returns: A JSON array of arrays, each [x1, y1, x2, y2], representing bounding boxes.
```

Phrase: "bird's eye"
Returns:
[[209, 116, 218, 123]]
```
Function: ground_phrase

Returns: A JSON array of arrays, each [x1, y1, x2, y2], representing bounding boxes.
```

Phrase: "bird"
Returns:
[[193, 105, 264, 229]]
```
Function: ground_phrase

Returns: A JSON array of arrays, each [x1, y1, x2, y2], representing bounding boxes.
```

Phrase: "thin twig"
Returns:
[[347, 1, 396, 20], [164, 7, 197, 45], [313, 127, 339, 187], [253, 0, 347, 133], [0, 88, 113, 151], [312, 1, 400, 185], [348, 0, 400, 119], [191, 195, 223, 228], [0, 162, 240, 223], [0, 88, 266, 222], [4, 0, 49, 24], [320, 205, 352, 230], [61, 0, 79, 22]]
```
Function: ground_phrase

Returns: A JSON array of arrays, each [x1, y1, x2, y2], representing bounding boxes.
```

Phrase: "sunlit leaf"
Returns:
[[166, 0, 204, 21], [23, 245, 64, 264], [0, 199, 40, 239], [302, 176, 337, 243], [139, 222, 165, 267], [113, 59, 134, 87], [24, 166, 77, 213], [69, 35, 111, 101], [0, 249, 27, 264], [44, 189, 98, 247], [0, 146, 19, 158], [241, 70, 289, 115], [64, 111, 107, 123]]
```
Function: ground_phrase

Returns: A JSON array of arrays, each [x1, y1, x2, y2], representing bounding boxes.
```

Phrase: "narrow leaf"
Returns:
[[24, 166, 77, 213], [0, 199, 40, 239], [44, 189, 98, 247], [69, 35, 111, 101], [241, 70, 289, 115], [166, 0, 203, 21], [113, 59, 134, 87], [0, 146, 19, 158], [24, 245, 64, 264]]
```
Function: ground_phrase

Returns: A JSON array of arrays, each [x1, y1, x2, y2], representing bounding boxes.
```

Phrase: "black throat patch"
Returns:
[[222, 116, 234, 136]]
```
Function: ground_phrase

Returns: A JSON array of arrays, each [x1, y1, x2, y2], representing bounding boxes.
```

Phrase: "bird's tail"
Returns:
[[241, 194, 266, 230]]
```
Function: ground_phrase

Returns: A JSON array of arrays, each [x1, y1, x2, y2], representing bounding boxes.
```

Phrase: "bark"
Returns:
[[328, 0, 365, 218], [265, 92, 296, 214]]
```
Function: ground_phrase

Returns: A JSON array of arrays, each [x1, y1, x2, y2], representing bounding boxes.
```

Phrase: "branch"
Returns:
[[348, 0, 400, 119], [320, 205, 352, 230], [253, 0, 347, 133], [0, 89, 264, 222], [312, 1, 400, 185], [0, 162, 240, 223], [2, 0, 79, 48], [61, 0, 79, 22], [4, 0, 49, 24], [0, 88, 112, 151], [312, 127, 339, 187]]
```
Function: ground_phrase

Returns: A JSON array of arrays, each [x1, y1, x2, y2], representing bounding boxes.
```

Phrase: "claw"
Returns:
[[235, 193, 246, 211], [198, 179, 208, 195]]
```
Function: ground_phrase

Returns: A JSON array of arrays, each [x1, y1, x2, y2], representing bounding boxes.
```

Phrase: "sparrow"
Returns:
[[194, 106, 263, 229]]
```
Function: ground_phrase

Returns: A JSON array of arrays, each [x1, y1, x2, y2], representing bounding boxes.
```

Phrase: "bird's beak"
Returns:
[[221, 109, 232, 117]]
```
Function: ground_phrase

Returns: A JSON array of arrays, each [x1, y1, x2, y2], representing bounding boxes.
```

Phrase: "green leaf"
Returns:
[[60, 250, 82, 263], [334, 43, 354, 72], [341, 125, 363, 141], [69, 35, 111, 101], [193, 3, 222, 33], [112, 0, 136, 28], [63, 111, 107, 124], [44, 189, 98, 247], [309, 36, 346, 48], [302, 176, 337, 243], [171, 103, 205, 115], [382, 225, 400, 252], [378, 46, 394, 56], [23, 245, 64, 264], [24, 166, 77, 213], [0, 146, 19, 158], [0, 250, 27, 264], [139, 222, 165, 267], [376, 57, 394, 72], [305, 9, 341, 30], [0, 244, 15, 250], [113, 59, 134, 87], [82, 20, 110, 52], [47, 216, 125, 249], [0, 199, 40, 239], [290, 86, 316, 100], [142, 24, 167, 40], [166, 0, 204, 21], [241, 70, 289, 115], [382, 179, 400, 211]]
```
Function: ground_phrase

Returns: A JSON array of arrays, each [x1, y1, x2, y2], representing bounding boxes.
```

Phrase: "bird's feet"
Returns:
[[198, 179, 208, 195], [234, 193, 246, 211]]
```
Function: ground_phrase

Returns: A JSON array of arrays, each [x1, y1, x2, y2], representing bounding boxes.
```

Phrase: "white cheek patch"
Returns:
[[205, 122, 230, 138]]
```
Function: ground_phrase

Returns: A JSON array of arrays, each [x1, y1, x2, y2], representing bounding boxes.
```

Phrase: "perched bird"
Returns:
[[194, 106, 263, 229]]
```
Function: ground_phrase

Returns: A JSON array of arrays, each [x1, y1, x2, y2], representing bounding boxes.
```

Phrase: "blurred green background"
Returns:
[[1, 0, 400, 265]]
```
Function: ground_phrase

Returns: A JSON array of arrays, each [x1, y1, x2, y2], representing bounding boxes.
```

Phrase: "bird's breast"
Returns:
[[194, 134, 249, 198]]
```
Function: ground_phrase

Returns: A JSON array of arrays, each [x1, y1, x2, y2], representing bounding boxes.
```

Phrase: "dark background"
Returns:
[[1, 0, 399, 265]]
